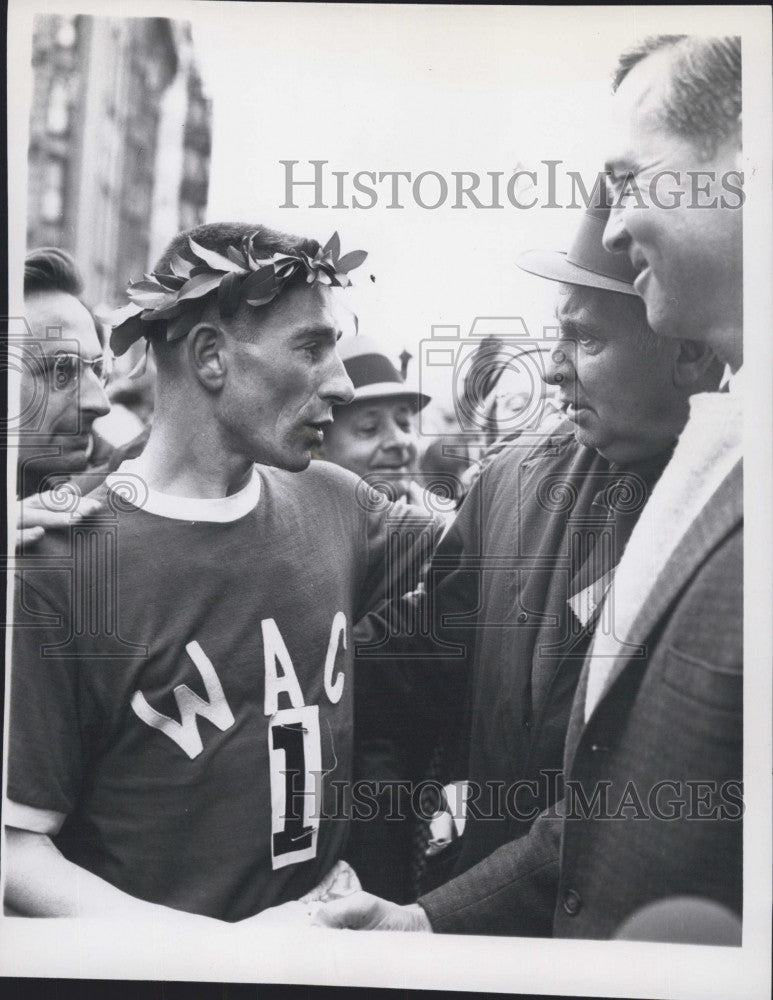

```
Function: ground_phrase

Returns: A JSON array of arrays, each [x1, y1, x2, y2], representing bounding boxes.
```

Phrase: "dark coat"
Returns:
[[419, 461, 743, 938], [352, 427, 669, 902]]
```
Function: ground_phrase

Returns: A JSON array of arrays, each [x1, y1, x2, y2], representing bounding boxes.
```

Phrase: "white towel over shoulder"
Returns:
[[584, 377, 743, 721]]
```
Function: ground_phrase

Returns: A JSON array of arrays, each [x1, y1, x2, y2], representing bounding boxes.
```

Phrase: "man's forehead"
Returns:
[[241, 282, 356, 338], [24, 290, 101, 353], [557, 285, 633, 330], [350, 397, 415, 418], [298, 285, 357, 336], [617, 47, 676, 115], [556, 296, 593, 326], [604, 51, 673, 166]]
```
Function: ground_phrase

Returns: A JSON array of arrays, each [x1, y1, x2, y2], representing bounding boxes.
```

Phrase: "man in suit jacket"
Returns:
[[314, 35, 743, 939]]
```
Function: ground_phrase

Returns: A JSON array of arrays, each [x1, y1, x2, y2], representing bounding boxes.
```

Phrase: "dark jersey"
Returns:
[[8, 460, 435, 921]]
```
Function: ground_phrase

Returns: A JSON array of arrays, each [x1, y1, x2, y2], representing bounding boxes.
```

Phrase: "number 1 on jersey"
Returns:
[[268, 705, 322, 870]]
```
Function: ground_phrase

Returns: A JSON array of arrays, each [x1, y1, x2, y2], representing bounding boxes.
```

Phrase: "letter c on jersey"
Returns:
[[324, 611, 347, 704]]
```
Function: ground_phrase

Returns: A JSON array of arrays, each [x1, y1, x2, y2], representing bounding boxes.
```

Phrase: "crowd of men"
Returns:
[[7, 35, 743, 944]]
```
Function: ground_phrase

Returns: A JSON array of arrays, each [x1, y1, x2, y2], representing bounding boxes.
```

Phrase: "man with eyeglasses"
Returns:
[[15, 248, 112, 541]]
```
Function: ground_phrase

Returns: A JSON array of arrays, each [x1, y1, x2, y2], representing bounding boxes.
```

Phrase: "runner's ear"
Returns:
[[189, 322, 227, 391]]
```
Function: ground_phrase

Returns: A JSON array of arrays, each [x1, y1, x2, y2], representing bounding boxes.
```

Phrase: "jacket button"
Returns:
[[517, 612, 528, 622], [562, 889, 582, 916], [590, 743, 610, 752]]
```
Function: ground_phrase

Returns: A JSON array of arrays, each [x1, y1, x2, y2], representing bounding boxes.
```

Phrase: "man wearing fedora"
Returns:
[[311, 197, 723, 935], [320, 335, 459, 520]]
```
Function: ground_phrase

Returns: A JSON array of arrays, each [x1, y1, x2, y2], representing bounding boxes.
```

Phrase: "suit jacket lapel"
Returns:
[[563, 651, 591, 767], [564, 459, 742, 770]]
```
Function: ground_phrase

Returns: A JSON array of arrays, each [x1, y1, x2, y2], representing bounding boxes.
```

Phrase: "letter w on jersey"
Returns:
[[131, 641, 235, 759]]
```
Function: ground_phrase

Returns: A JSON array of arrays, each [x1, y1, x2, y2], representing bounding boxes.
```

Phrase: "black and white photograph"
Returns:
[[3, 2, 772, 997]]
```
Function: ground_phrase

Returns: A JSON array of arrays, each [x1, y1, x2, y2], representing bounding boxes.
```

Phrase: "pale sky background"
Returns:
[[6, 1, 756, 400], [186, 3, 749, 398]]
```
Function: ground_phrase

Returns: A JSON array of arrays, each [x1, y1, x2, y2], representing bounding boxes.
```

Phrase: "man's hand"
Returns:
[[16, 489, 102, 549], [239, 861, 362, 927], [299, 859, 361, 903], [312, 891, 433, 932]]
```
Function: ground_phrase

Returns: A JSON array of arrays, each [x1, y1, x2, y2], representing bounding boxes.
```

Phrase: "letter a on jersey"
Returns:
[[262, 617, 305, 715], [131, 641, 235, 759]]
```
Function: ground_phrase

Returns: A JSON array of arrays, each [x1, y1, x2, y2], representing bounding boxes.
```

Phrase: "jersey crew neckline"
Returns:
[[106, 461, 262, 523]]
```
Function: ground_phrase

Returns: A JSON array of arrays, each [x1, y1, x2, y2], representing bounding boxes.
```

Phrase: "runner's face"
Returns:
[[221, 283, 355, 471]]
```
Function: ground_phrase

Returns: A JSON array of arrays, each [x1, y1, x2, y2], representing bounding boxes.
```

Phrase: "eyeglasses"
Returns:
[[39, 352, 111, 391]]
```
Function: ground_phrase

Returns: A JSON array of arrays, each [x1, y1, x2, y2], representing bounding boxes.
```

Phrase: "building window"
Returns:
[[187, 99, 206, 128], [179, 201, 201, 232], [55, 18, 77, 48], [41, 159, 65, 223], [183, 148, 208, 185], [46, 77, 70, 135]]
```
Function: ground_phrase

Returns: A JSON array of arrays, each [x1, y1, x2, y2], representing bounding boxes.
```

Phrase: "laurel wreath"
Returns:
[[107, 231, 367, 361]]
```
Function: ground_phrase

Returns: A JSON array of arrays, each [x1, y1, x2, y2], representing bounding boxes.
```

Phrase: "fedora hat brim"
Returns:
[[348, 382, 431, 410], [517, 249, 639, 296]]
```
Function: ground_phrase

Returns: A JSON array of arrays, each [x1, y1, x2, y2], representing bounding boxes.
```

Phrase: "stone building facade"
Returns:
[[27, 14, 212, 312]]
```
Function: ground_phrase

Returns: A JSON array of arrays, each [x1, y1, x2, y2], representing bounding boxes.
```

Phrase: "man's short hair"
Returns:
[[24, 246, 84, 297], [155, 222, 320, 276], [612, 35, 742, 157], [151, 222, 323, 348]]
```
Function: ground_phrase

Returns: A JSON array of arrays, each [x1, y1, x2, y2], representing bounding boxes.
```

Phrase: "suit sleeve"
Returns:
[[418, 798, 564, 937], [353, 471, 488, 744], [356, 496, 440, 621], [346, 483, 483, 901]]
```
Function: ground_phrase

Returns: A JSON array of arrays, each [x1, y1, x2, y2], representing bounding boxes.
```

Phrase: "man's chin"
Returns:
[[393, 476, 412, 499], [258, 451, 312, 473], [571, 423, 601, 453], [644, 292, 683, 340]]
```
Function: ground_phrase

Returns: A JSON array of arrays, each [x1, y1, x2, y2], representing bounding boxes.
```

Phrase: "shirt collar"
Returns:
[[106, 461, 261, 522]]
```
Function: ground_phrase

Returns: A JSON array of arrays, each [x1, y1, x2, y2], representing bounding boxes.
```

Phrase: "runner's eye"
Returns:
[[303, 343, 323, 361]]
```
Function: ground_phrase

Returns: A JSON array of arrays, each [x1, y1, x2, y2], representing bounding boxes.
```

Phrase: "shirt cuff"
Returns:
[[4, 798, 66, 835]]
